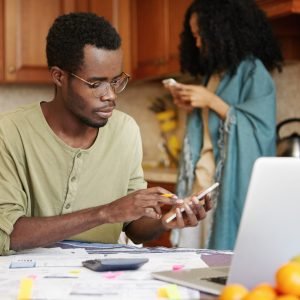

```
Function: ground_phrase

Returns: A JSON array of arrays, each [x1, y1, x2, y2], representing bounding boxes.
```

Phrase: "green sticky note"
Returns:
[[165, 284, 181, 300]]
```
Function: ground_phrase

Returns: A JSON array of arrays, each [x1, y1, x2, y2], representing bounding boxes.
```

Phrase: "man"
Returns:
[[0, 13, 212, 255]]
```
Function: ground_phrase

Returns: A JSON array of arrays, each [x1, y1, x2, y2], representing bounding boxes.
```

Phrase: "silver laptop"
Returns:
[[152, 157, 300, 295]]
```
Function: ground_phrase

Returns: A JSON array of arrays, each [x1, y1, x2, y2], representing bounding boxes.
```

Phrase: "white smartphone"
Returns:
[[165, 182, 219, 223], [162, 78, 178, 87]]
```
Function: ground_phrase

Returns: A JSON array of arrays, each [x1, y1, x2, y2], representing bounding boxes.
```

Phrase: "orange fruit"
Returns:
[[252, 283, 277, 298], [276, 262, 300, 296], [243, 283, 277, 300], [219, 284, 249, 300], [276, 295, 300, 300]]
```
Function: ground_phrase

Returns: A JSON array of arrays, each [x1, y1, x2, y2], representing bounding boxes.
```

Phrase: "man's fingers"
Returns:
[[184, 203, 198, 226], [175, 207, 185, 228], [144, 207, 161, 219], [204, 195, 213, 210], [138, 197, 181, 208], [190, 197, 207, 220], [142, 202, 164, 219], [159, 196, 183, 206], [153, 204, 162, 216]]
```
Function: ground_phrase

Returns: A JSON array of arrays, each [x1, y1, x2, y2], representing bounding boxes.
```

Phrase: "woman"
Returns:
[[165, 0, 283, 250]]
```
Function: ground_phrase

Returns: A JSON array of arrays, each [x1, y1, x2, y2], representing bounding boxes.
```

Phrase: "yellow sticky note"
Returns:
[[18, 278, 33, 300], [157, 284, 181, 299], [165, 284, 181, 299], [157, 286, 168, 298], [69, 269, 81, 274]]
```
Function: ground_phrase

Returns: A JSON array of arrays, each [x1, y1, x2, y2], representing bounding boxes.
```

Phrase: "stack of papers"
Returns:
[[0, 242, 210, 299]]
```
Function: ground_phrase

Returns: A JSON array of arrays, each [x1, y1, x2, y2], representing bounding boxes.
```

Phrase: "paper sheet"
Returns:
[[0, 245, 208, 299]]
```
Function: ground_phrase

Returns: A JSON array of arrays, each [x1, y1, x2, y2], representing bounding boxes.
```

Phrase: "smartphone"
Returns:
[[165, 182, 219, 223], [82, 258, 149, 272], [162, 78, 178, 87]]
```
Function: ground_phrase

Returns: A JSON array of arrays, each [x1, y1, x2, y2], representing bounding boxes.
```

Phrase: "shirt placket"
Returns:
[[62, 151, 83, 213]]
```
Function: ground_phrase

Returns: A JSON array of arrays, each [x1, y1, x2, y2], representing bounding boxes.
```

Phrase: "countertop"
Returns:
[[143, 166, 178, 183]]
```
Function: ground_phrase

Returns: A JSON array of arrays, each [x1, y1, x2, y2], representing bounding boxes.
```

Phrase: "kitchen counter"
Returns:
[[143, 166, 178, 184]]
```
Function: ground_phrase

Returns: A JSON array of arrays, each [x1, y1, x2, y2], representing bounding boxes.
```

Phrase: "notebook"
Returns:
[[152, 157, 300, 295]]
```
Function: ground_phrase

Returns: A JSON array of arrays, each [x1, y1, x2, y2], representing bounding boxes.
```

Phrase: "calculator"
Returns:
[[82, 258, 149, 272]]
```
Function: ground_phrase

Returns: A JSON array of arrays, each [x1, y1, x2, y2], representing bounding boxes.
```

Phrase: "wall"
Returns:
[[272, 61, 300, 137], [0, 80, 184, 166], [0, 61, 299, 165]]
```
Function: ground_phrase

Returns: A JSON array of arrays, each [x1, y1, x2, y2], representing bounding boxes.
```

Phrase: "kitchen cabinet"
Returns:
[[257, 0, 300, 60], [256, 0, 300, 18], [3, 0, 75, 83], [0, 0, 131, 83], [130, 0, 192, 79], [0, 0, 191, 83], [270, 15, 300, 60]]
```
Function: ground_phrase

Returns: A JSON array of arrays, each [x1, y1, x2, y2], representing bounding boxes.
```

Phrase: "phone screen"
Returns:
[[162, 78, 177, 87]]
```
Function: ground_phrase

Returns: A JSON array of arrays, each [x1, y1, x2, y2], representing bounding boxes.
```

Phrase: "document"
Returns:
[[0, 244, 208, 299]]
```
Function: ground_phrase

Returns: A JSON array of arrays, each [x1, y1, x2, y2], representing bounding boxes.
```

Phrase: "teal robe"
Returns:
[[176, 58, 276, 250]]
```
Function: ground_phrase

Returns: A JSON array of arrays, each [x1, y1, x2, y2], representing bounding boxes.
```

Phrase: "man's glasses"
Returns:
[[70, 72, 130, 98]]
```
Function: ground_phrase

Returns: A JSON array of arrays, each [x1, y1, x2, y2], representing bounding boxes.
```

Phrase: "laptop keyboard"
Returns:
[[202, 276, 228, 285]]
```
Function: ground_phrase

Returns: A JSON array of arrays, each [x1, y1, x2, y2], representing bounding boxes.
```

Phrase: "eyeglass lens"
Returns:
[[92, 74, 129, 97]]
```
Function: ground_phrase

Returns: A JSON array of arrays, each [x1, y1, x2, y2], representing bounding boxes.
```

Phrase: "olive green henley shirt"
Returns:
[[0, 102, 147, 255]]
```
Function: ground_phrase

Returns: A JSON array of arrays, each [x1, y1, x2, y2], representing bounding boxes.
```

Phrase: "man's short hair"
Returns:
[[46, 12, 121, 73]]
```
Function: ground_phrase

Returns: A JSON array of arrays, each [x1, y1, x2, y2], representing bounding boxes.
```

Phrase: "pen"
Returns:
[[161, 193, 174, 198]]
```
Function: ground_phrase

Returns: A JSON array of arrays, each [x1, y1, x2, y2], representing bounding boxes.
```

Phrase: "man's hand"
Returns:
[[102, 187, 182, 223], [161, 194, 213, 229]]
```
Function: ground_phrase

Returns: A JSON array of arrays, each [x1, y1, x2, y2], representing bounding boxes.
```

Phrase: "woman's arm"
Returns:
[[174, 83, 230, 120]]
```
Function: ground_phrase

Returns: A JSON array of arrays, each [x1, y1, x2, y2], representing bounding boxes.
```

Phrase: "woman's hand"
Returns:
[[165, 84, 194, 112], [175, 83, 216, 109], [167, 83, 229, 119]]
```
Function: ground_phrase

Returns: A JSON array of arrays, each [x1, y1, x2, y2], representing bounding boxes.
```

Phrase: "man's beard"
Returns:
[[78, 114, 108, 128]]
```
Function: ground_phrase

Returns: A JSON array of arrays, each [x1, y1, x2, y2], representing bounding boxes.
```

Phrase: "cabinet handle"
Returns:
[[8, 66, 16, 73]]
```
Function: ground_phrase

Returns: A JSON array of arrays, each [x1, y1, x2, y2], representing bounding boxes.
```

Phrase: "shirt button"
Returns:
[[71, 176, 76, 182], [77, 153, 82, 158], [65, 203, 71, 209]]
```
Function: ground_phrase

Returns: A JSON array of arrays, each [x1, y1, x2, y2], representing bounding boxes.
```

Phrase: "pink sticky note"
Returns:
[[103, 271, 123, 279], [172, 264, 184, 271]]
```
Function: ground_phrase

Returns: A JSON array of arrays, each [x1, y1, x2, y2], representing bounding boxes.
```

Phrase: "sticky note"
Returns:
[[103, 271, 123, 279], [172, 264, 184, 271], [17, 278, 33, 300], [157, 286, 168, 298], [157, 284, 181, 299], [69, 269, 81, 274], [165, 284, 181, 299]]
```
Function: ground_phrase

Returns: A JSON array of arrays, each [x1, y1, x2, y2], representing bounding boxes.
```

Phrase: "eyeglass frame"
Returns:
[[69, 71, 130, 97]]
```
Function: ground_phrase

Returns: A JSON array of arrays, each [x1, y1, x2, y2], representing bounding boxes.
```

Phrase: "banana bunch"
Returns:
[[149, 97, 181, 167]]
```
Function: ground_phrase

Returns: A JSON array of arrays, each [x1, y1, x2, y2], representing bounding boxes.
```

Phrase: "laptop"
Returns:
[[152, 157, 300, 295]]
